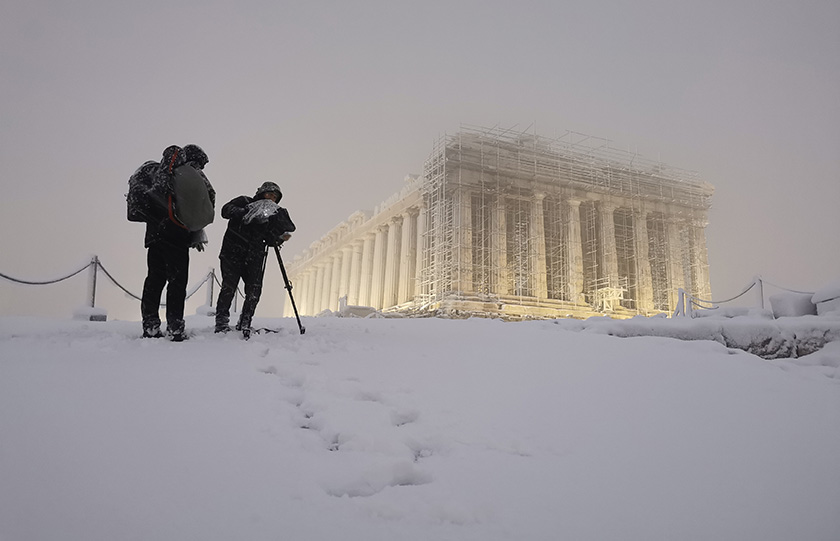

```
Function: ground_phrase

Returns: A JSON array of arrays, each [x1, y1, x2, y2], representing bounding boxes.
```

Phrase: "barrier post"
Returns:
[[206, 269, 215, 307], [77, 256, 107, 321], [754, 275, 765, 310], [672, 288, 685, 317], [88, 256, 98, 308]]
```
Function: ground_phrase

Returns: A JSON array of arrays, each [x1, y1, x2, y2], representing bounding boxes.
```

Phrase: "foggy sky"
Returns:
[[2, 0, 838, 321]]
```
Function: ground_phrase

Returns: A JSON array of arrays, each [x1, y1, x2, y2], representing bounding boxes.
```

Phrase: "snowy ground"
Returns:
[[1, 314, 839, 541]]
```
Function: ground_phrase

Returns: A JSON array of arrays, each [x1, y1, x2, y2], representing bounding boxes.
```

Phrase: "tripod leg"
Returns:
[[274, 245, 305, 335]]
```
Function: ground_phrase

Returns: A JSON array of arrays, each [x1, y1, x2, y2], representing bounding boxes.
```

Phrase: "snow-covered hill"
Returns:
[[1, 314, 839, 541]]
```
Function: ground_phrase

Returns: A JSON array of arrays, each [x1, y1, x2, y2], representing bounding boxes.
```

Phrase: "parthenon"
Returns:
[[284, 125, 714, 320]]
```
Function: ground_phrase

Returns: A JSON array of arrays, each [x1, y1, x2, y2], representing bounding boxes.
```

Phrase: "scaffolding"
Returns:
[[647, 213, 670, 311], [614, 208, 637, 310], [418, 135, 452, 304], [418, 124, 714, 317], [543, 196, 569, 302], [580, 200, 601, 305]]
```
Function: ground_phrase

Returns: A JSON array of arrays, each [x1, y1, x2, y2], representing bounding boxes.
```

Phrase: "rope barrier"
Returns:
[[690, 280, 757, 306], [760, 278, 815, 296], [1, 256, 234, 312], [685, 277, 815, 309], [0, 261, 93, 286], [675, 275, 821, 318], [185, 272, 212, 300], [212, 266, 244, 299], [4, 256, 818, 318], [98, 259, 215, 303], [95, 260, 142, 301]]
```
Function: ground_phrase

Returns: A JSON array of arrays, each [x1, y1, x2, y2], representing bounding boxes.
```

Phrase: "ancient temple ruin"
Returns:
[[284, 125, 714, 319]]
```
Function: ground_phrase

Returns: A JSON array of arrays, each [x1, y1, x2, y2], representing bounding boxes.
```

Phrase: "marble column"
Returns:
[[398, 210, 417, 304], [492, 197, 509, 296], [358, 233, 376, 307], [453, 189, 473, 293], [598, 201, 620, 289], [633, 210, 655, 312], [414, 203, 427, 299], [296, 271, 310, 317], [370, 226, 387, 309], [565, 199, 585, 304], [383, 217, 402, 309], [348, 240, 363, 305], [531, 193, 548, 299], [338, 246, 352, 305], [666, 217, 687, 310], [329, 254, 342, 311], [319, 260, 333, 313], [307, 264, 322, 315]]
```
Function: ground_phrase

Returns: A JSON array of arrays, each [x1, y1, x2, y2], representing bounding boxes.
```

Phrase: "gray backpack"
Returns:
[[172, 165, 215, 231]]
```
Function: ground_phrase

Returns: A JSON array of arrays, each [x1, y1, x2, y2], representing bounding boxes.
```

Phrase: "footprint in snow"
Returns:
[[323, 461, 433, 498], [390, 408, 419, 427]]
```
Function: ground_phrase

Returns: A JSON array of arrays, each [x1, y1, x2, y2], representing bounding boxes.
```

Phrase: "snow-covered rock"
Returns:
[[813, 280, 840, 316], [770, 292, 817, 318]]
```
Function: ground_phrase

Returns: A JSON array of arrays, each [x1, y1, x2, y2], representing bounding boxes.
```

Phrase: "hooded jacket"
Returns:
[[219, 190, 296, 263]]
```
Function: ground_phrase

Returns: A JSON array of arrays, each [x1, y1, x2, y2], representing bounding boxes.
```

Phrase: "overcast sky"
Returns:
[[1, 0, 838, 320]]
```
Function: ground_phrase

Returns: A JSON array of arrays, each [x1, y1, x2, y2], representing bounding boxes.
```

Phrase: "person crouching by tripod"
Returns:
[[215, 181, 296, 339]]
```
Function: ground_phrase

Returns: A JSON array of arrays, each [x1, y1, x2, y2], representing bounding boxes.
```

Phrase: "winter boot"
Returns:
[[142, 324, 164, 338], [215, 313, 231, 333], [168, 320, 187, 342]]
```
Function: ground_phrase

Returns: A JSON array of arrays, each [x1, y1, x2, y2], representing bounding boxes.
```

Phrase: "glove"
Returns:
[[243, 199, 279, 225], [190, 229, 208, 251], [266, 232, 292, 247]]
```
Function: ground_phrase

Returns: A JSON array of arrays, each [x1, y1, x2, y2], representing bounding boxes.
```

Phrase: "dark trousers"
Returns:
[[215, 253, 266, 330], [141, 242, 189, 333]]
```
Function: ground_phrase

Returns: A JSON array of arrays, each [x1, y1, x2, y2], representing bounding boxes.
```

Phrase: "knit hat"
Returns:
[[255, 181, 282, 201], [183, 144, 209, 168]]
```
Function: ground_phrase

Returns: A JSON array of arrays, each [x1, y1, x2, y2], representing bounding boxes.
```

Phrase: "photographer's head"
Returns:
[[255, 181, 282, 202]]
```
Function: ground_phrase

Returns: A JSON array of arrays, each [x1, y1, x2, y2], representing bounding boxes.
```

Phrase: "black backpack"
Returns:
[[126, 161, 159, 222]]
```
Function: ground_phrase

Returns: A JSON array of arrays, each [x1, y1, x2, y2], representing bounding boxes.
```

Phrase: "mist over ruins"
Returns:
[[286, 125, 713, 320]]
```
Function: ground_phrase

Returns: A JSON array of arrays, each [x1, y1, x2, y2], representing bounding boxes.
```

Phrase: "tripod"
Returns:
[[270, 244, 305, 335]]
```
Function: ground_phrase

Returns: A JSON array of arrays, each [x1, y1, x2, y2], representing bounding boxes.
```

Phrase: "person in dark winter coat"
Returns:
[[140, 144, 215, 341], [215, 181, 296, 338]]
